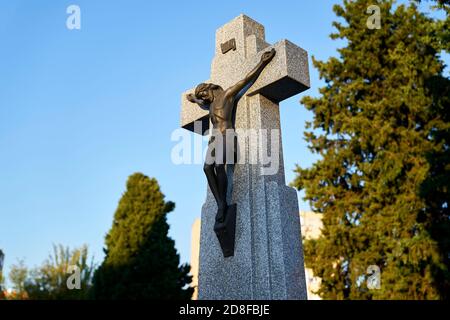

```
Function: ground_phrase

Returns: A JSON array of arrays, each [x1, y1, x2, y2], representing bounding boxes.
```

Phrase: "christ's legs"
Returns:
[[203, 135, 236, 223], [203, 163, 227, 223], [203, 134, 233, 224], [215, 133, 234, 223], [215, 163, 228, 223], [203, 163, 221, 205], [204, 136, 225, 214], [204, 137, 220, 204]]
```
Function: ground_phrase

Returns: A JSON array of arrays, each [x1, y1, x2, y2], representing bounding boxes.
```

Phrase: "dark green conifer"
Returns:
[[92, 173, 193, 299], [294, 0, 449, 299]]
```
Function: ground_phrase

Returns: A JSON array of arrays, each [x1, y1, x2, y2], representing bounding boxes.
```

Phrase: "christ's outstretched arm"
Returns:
[[225, 48, 276, 100]]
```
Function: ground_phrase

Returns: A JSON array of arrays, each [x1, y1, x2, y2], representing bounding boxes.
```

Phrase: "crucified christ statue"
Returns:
[[186, 48, 276, 228]]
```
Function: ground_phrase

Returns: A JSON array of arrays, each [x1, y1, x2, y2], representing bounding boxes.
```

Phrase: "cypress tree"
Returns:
[[92, 173, 193, 299], [294, 0, 449, 299]]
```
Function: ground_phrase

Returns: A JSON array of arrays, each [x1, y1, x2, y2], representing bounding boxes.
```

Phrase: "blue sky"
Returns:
[[0, 0, 447, 284]]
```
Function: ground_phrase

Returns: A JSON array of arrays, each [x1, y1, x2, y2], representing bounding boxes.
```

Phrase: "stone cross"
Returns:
[[180, 14, 310, 300]]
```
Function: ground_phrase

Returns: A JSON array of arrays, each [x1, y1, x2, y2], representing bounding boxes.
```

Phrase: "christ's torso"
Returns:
[[210, 93, 235, 134]]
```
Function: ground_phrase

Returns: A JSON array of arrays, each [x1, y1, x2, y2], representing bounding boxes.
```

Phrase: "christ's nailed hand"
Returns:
[[261, 48, 276, 63], [186, 93, 197, 103]]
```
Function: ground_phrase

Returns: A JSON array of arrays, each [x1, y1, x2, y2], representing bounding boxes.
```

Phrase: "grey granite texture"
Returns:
[[181, 14, 310, 300], [180, 16, 310, 133]]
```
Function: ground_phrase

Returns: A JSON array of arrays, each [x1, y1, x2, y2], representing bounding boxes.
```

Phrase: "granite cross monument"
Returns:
[[180, 14, 310, 300]]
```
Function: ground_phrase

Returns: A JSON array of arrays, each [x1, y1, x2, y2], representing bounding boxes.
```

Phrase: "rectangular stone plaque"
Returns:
[[221, 38, 236, 54]]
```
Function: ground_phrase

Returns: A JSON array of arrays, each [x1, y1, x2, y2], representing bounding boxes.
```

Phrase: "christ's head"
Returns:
[[195, 83, 223, 104]]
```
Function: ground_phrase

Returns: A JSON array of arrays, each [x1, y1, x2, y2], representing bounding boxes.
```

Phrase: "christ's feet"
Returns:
[[216, 205, 227, 224]]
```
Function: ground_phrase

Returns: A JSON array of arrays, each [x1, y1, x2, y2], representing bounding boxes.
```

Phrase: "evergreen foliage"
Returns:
[[294, 0, 450, 299], [92, 173, 193, 300]]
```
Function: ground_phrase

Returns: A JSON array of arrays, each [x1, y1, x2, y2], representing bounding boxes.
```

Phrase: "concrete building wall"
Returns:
[[300, 211, 323, 300], [190, 219, 201, 300]]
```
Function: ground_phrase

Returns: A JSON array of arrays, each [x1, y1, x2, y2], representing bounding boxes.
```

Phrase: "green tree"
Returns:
[[419, 0, 450, 51], [24, 244, 94, 300], [425, 0, 450, 6], [8, 259, 28, 299], [294, 0, 449, 299], [0, 276, 4, 300], [0, 249, 5, 299], [92, 173, 193, 299]]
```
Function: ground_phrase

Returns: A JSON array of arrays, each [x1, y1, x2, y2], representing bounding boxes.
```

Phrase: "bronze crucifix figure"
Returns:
[[186, 48, 276, 256]]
